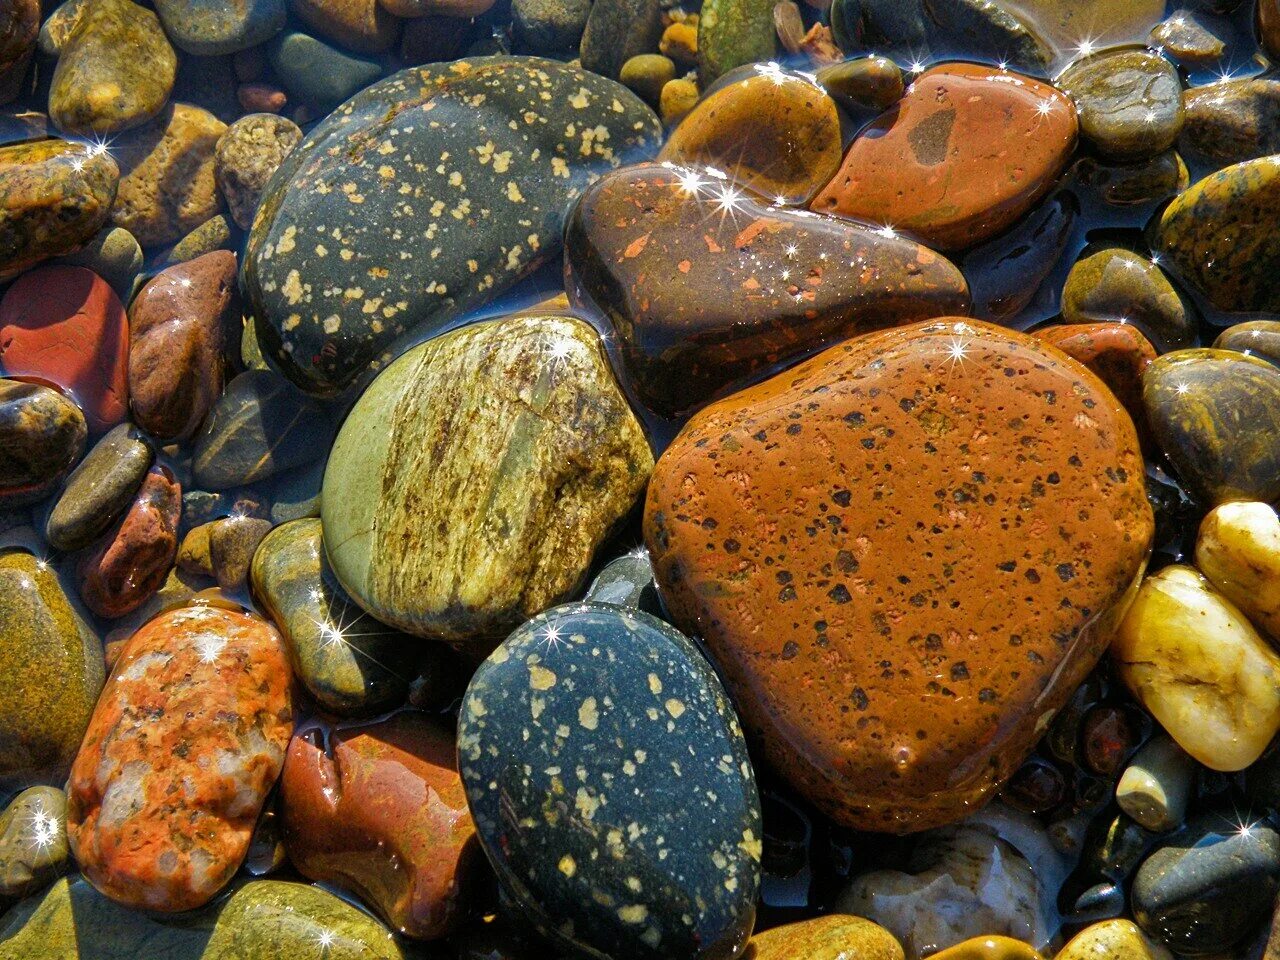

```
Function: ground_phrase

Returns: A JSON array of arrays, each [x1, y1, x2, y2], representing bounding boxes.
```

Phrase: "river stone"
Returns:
[[1151, 157, 1280, 314], [579, 0, 662, 79], [659, 65, 842, 206], [815, 55, 904, 111], [46, 424, 153, 552], [48, 0, 176, 137], [810, 65, 1076, 251], [1264, 0, 1280, 58], [323, 314, 653, 654], [963, 191, 1076, 323], [1151, 10, 1226, 66], [1000, 0, 1166, 67], [191, 370, 330, 490], [0, 380, 86, 509], [214, 113, 302, 230], [1060, 248, 1194, 351], [512, 0, 590, 52], [51, 226, 143, 299], [645, 318, 1153, 833], [1180, 78, 1280, 166], [164, 213, 234, 264], [0, 0, 35, 103], [0, 140, 119, 280], [155, 0, 286, 54], [459, 602, 761, 960], [584, 548, 664, 618], [0, 549, 104, 787], [250, 518, 424, 717], [698, 0, 775, 87], [1215, 321, 1280, 366], [289, 0, 398, 52], [0, 787, 69, 900], [919, 0, 1052, 73], [746, 915, 905, 959], [66, 604, 293, 912], [243, 56, 661, 396], [266, 30, 384, 113], [38, 0, 86, 57], [565, 163, 970, 419], [1143, 348, 1280, 505], [1074, 151, 1190, 207], [1059, 50, 1183, 161]]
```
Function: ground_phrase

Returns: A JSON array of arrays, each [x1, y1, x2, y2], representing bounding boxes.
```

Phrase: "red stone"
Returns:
[[66, 603, 293, 912], [280, 711, 481, 940], [237, 83, 286, 114], [0, 265, 128, 433]]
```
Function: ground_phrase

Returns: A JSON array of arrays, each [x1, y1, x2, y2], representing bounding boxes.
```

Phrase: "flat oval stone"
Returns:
[[48, 0, 176, 136], [1060, 248, 1193, 351], [1180, 77, 1280, 165], [0, 548, 104, 787], [1214, 320, 1280, 365], [1074, 150, 1189, 207], [267, 29, 384, 113], [0, 266, 128, 433], [1058, 49, 1183, 161], [323, 314, 653, 654], [810, 65, 1076, 251], [0, 140, 119, 280], [1151, 157, 1280, 314], [250, 518, 423, 717], [644, 319, 1153, 832], [659, 65, 841, 205], [243, 56, 662, 397], [46, 424, 153, 552], [0, 786, 69, 900], [565, 163, 970, 419], [281, 711, 481, 939], [584, 548, 664, 617], [66, 603, 293, 912], [918, 0, 1052, 74], [154, 0, 286, 54], [0, 379, 86, 509], [746, 915, 905, 959], [214, 113, 302, 230], [459, 602, 761, 960], [815, 55, 904, 111], [1143, 348, 1280, 505]]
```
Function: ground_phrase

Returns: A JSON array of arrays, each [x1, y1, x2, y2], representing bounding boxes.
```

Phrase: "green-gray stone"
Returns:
[[920, 0, 1052, 74], [0, 550, 103, 787], [266, 30, 384, 113], [1143, 348, 1280, 505], [163, 213, 235, 266], [1061, 248, 1194, 351], [512, 0, 590, 53], [697, 0, 776, 87], [0, 787, 68, 900], [264, 456, 323, 523], [49, 226, 142, 299], [579, 0, 662, 80], [815, 55, 905, 111], [154, 0, 286, 55], [1180, 78, 1280, 166], [250, 518, 423, 717], [1059, 49, 1183, 160], [0, 380, 86, 511], [45, 424, 152, 552], [243, 56, 662, 396]]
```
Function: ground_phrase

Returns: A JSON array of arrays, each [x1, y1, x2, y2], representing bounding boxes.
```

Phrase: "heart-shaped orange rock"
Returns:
[[644, 318, 1153, 833]]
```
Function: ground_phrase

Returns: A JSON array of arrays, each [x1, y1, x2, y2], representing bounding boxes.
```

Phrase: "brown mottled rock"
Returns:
[[1180, 78, 1280, 166], [281, 712, 481, 939], [289, 0, 400, 52], [128, 251, 237, 441], [644, 318, 1153, 832], [0, 0, 37, 104], [379, 0, 493, 17], [180, 515, 273, 590], [659, 65, 842, 205], [0, 379, 87, 508], [214, 113, 302, 229], [1264, 0, 1280, 60], [565, 163, 971, 418], [810, 65, 1077, 251]]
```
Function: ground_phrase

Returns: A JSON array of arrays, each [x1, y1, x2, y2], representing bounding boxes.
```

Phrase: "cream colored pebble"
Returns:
[[1195, 500, 1280, 643]]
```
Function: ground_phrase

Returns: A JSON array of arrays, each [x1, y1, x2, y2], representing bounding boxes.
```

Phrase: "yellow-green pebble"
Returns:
[[619, 53, 676, 105], [660, 76, 699, 125], [1055, 920, 1173, 959], [745, 915, 904, 959], [928, 936, 1045, 960]]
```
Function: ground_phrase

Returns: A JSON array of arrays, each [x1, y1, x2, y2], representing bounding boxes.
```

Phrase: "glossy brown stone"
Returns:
[[0, 0, 36, 103], [644, 318, 1153, 832], [1263, 0, 1280, 60], [810, 65, 1076, 251], [566, 163, 971, 419], [0, 379, 87, 508], [1180, 78, 1280, 166], [280, 712, 481, 939]]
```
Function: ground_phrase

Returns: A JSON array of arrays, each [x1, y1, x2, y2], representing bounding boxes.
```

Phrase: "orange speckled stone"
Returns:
[[280, 711, 481, 940], [644, 318, 1152, 833], [810, 65, 1077, 251], [66, 603, 293, 911]]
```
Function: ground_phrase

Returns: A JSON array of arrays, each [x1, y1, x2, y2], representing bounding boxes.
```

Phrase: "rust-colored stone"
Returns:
[[644, 318, 1153, 833]]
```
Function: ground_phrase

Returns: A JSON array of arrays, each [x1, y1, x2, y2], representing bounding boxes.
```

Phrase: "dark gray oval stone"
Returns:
[[45, 423, 151, 551]]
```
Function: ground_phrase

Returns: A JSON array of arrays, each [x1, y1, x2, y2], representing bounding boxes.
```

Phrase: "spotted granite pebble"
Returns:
[[459, 602, 761, 960], [243, 56, 662, 396], [0, 379, 86, 509], [214, 113, 302, 230], [645, 319, 1153, 832]]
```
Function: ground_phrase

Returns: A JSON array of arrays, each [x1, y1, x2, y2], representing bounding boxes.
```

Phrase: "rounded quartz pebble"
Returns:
[[645, 318, 1153, 833], [459, 602, 762, 960], [66, 603, 293, 912], [0, 379, 87, 509]]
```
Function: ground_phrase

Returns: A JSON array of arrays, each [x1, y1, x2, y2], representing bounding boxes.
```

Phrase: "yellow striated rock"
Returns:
[[1111, 564, 1280, 771], [1195, 500, 1280, 643], [1055, 919, 1173, 960], [745, 915, 904, 960], [929, 936, 1044, 960]]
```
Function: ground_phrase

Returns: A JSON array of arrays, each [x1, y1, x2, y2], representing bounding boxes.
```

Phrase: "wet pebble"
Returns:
[[1214, 320, 1280, 365], [0, 379, 86, 510], [1060, 248, 1193, 351], [698, 0, 776, 87], [745, 914, 905, 959], [1180, 77, 1280, 165], [0, 786, 69, 900], [1195, 500, 1280, 641], [579, 0, 662, 79], [1115, 734, 1196, 833], [1059, 49, 1183, 161], [266, 29, 384, 112], [155, 0, 286, 55], [214, 113, 302, 230]]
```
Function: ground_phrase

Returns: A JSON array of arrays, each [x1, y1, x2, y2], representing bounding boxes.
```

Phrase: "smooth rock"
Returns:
[[659, 19, 697, 65], [697, 0, 775, 87], [164, 213, 234, 264], [619, 54, 675, 105], [963, 191, 1076, 323], [66, 603, 293, 912], [1180, 78, 1280, 165], [237, 81, 286, 113], [1056, 920, 1172, 960], [282, 712, 480, 938], [0, 0, 36, 103], [659, 76, 699, 125], [1143, 348, 1280, 505], [810, 65, 1076, 251], [243, 56, 662, 396], [1061, 249, 1194, 351], [1215, 320, 1280, 365], [579, 0, 662, 79], [206, 516, 272, 590], [100, 565, 211, 648], [1059, 49, 1183, 161], [48, 0, 176, 136], [1151, 10, 1226, 66], [815, 55, 904, 111], [646, 319, 1152, 832], [928, 937, 1044, 960], [1195, 500, 1280, 641], [1115, 734, 1196, 833], [566, 163, 969, 419], [128, 251, 237, 442], [999, 0, 1166, 66], [0, 380, 86, 509], [511, 0, 590, 52], [1111, 564, 1280, 771], [1264, 0, 1280, 59], [38, 0, 86, 57], [378, 0, 493, 18], [323, 314, 652, 652], [1034, 322, 1156, 443], [0, 787, 68, 899], [584, 549, 664, 618], [214, 113, 302, 230], [0, 549, 104, 786], [745, 915, 904, 959], [250, 518, 424, 717], [109, 103, 227, 248], [191, 370, 330, 490], [459, 602, 761, 960], [45, 424, 152, 552], [155, 0, 286, 54], [266, 30, 383, 113], [288, 0, 399, 53], [50, 226, 142, 299], [1074, 151, 1189, 207], [917, 0, 1051, 73]]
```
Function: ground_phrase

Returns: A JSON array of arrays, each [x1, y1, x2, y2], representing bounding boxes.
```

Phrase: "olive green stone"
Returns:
[[0, 787, 68, 900], [0, 550, 104, 787], [48, 0, 177, 137], [240, 315, 269, 371], [1059, 49, 1183, 161], [1075, 150, 1189, 206], [1151, 157, 1280, 314], [619, 54, 676, 105], [1061, 248, 1194, 351], [580, 0, 662, 80], [1180, 78, 1280, 166], [1143, 348, 1280, 505], [816, 55, 904, 110], [697, 0, 776, 87], [163, 213, 235, 267], [322, 313, 654, 655], [1214, 321, 1280, 366], [50, 226, 142, 299], [0, 380, 86, 510], [45, 423, 152, 552], [250, 518, 423, 717]]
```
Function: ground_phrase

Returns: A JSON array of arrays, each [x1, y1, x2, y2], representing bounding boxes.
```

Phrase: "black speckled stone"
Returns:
[[458, 602, 761, 960], [243, 56, 663, 396]]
